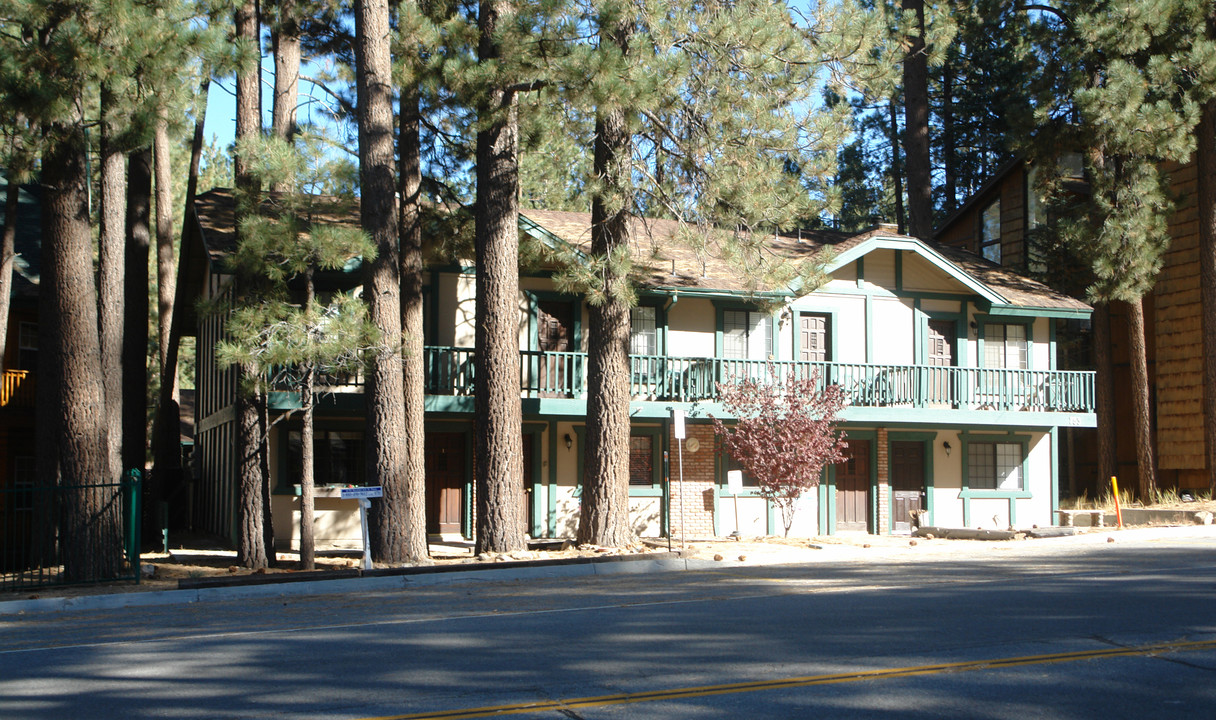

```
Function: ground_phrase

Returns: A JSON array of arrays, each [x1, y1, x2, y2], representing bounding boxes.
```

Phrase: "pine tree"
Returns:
[[1020, 0, 1216, 499], [524, 0, 875, 546], [217, 134, 378, 569]]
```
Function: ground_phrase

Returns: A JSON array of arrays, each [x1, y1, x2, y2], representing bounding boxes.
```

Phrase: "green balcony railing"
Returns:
[[276, 347, 1096, 414]]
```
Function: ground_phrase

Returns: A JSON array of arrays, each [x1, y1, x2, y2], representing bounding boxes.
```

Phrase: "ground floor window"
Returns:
[[287, 430, 365, 487], [967, 441, 1023, 490]]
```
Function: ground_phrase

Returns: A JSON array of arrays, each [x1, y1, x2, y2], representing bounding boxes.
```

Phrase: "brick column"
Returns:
[[669, 423, 717, 539], [876, 427, 890, 535]]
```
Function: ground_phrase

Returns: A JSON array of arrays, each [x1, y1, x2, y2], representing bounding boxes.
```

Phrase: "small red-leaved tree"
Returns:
[[712, 365, 848, 536]]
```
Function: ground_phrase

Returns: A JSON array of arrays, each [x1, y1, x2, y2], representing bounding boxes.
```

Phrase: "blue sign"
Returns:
[[340, 486, 384, 500]]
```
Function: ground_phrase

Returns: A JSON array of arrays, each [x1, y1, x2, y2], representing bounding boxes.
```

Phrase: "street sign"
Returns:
[[672, 408, 686, 439], [340, 486, 384, 500], [728, 470, 743, 495]]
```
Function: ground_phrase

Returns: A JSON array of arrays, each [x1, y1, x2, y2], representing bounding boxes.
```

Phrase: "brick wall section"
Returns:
[[669, 422, 718, 538], [876, 428, 890, 535]]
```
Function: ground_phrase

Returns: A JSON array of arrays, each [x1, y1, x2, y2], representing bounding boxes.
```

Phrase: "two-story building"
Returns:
[[936, 157, 1206, 496], [181, 189, 1095, 550]]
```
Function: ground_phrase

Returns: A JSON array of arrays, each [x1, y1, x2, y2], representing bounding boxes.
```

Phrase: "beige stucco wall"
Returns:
[[667, 298, 716, 357]]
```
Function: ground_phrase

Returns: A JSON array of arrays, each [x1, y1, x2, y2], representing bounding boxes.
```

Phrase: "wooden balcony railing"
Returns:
[[1, 370, 34, 409], [270, 348, 1096, 414]]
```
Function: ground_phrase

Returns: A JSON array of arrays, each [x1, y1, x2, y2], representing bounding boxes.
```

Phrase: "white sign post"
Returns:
[[727, 470, 743, 538], [673, 409, 686, 550], [341, 486, 383, 570]]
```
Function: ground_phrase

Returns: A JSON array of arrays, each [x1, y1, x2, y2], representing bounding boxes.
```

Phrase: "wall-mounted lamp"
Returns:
[[969, 320, 979, 339], [564, 433, 573, 451], [943, 441, 952, 457]]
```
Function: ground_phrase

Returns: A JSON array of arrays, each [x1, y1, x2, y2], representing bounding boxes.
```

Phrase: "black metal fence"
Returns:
[[1, 470, 142, 591]]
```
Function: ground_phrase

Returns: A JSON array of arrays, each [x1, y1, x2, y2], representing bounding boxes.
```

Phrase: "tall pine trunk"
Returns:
[[578, 16, 633, 548], [902, 0, 932, 239], [234, 0, 270, 568], [154, 111, 175, 381], [271, 0, 300, 147], [888, 99, 906, 234], [355, 0, 413, 563], [473, 0, 526, 554], [299, 269, 316, 569], [1125, 298, 1157, 499], [124, 148, 152, 510], [398, 84, 429, 560], [43, 119, 122, 581], [98, 94, 125, 486], [1199, 81, 1216, 493]]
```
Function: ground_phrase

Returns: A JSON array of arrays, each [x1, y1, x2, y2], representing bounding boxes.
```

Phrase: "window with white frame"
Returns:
[[968, 441, 1023, 490], [723, 309, 770, 361], [630, 306, 657, 357], [984, 323, 1028, 369]]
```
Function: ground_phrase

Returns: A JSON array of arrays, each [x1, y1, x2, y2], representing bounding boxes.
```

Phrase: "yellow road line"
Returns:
[[359, 638, 1216, 720]]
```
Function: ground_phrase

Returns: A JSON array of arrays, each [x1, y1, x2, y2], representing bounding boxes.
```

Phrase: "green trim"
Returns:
[[1050, 426, 1059, 520], [522, 422, 546, 537], [894, 251, 903, 291], [713, 303, 778, 364], [825, 430, 877, 534], [986, 305, 1091, 319], [975, 314, 1035, 371], [864, 294, 874, 363], [791, 309, 838, 363], [888, 431, 936, 531], [856, 256, 865, 288], [826, 235, 1007, 306], [519, 212, 587, 260], [548, 420, 559, 537], [958, 430, 1033, 528], [628, 426, 666, 496]]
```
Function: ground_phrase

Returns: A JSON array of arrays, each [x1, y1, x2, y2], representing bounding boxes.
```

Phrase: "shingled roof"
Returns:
[[187, 189, 1088, 314], [522, 209, 1089, 313]]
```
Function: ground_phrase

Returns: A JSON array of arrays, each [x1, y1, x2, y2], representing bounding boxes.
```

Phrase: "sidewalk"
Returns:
[[3, 524, 1212, 616]]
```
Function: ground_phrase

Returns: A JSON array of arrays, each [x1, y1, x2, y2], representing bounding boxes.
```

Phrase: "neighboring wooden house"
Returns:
[[0, 175, 41, 571], [181, 189, 1094, 547], [936, 158, 1210, 494]]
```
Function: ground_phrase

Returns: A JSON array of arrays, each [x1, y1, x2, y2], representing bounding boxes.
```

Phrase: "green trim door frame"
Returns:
[[522, 422, 547, 537], [887, 431, 936, 532], [823, 429, 876, 535]]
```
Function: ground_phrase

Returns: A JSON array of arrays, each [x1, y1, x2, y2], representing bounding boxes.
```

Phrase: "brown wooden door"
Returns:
[[521, 434, 535, 536], [926, 320, 956, 405], [799, 313, 830, 363], [835, 440, 870, 532], [537, 301, 573, 397], [425, 432, 465, 535], [891, 441, 925, 533]]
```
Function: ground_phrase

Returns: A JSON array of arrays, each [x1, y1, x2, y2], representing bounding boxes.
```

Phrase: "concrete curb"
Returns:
[[0, 553, 696, 616]]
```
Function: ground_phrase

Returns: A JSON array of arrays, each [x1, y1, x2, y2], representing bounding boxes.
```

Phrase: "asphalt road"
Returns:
[[3, 530, 1215, 719]]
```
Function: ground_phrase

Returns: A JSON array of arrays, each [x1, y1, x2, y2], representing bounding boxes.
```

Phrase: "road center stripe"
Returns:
[[359, 638, 1216, 720]]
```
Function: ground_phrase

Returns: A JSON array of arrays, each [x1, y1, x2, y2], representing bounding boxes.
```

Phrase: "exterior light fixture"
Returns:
[[564, 433, 573, 451], [943, 441, 952, 457]]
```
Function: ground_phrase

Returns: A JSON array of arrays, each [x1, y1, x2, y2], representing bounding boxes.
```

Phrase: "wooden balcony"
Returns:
[[0, 370, 34, 409], [271, 347, 1096, 420], [421, 348, 1096, 414]]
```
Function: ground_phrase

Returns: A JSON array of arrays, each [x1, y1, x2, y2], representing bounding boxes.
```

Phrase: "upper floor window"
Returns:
[[983, 324, 1028, 370], [968, 441, 1023, 491], [980, 200, 1001, 263], [723, 309, 769, 361], [630, 306, 657, 357], [17, 321, 37, 371]]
